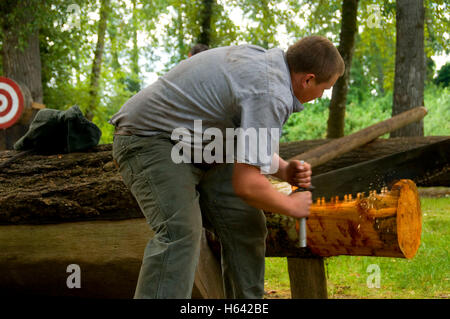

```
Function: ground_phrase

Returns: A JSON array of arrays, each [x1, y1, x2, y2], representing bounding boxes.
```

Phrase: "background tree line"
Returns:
[[0, 0, 448, 144]]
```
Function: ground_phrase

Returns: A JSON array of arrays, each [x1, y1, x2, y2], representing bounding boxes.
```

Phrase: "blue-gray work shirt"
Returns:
[[108, 44, 304, 173]]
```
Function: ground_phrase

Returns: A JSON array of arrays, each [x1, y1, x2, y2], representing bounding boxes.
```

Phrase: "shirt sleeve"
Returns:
[[233, 94, 289, 174]]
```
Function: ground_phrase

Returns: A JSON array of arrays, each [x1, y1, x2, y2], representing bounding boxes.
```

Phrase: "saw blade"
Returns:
[[310, 138, 449, 201]]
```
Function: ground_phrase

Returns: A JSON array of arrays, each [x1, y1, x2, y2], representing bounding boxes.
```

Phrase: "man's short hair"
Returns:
[[286, 36, 345, 83], [189, 43, 209, 56]]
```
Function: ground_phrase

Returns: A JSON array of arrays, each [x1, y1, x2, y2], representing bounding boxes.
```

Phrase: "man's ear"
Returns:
[[304, 73, 315, 86]]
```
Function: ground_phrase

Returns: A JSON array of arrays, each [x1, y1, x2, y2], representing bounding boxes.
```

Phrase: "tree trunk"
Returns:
[[198, 0, 214, 46], [375, 45, 385, 95], [0, 1, 43, 104], [86, 0, 109, 121], [327, 0, 359, 138], [261, 0, 270, 49], [391, 0, 425, 137], [126, 0, 141, 93], [0, 1, 43, 150]]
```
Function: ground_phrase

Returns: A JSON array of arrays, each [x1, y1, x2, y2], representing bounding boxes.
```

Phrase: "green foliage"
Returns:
[[37, 0, 163, 140], [354, 0, 396, 93], [0, 0, 47, 50], [281, 99, 330, 142], [434, 62, 450, 88], [425, 0, 450, 57], [230, 0, 289, 48], [282, 84, 449, 142], [157, 0, 240, 72], [423, 83, 450, 136], [0, 0, 449, 145]]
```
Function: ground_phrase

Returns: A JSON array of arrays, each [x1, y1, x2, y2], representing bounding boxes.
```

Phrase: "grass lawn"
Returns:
[[264, 196, 450, 299]]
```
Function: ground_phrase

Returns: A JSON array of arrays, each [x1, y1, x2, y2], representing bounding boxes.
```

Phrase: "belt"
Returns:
[[114, 126, 134, 136]]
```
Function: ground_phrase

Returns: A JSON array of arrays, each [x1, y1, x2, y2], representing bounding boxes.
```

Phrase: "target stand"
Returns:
[[0, 76, 44, 150]]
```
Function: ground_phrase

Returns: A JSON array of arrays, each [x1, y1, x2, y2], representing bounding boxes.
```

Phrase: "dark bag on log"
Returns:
[[13, 105, 101, 154]]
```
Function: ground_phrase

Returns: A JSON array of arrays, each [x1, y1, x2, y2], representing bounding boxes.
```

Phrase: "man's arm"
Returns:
[[232, 162, 311, 218]]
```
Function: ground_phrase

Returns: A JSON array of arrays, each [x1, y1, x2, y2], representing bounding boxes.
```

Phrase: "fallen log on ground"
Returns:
[[0, 217, 224, 298], [0, 219, 148, 298]]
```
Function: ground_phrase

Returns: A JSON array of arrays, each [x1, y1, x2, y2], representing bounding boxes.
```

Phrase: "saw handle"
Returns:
[[292, 185, 314, 248]]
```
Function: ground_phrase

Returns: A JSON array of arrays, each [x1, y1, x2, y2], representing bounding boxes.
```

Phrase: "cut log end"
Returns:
[[395, 179, 422, 259], [304, 179, 422, 259]]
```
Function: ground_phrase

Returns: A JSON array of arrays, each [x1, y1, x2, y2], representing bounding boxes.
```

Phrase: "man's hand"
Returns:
[[284, 160, 312, 188], [288, 190, 312, 218]]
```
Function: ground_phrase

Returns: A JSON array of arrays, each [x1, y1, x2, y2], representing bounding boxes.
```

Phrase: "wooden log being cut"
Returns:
[[307, 179, 421, 258], [263, 179, 422, 259]]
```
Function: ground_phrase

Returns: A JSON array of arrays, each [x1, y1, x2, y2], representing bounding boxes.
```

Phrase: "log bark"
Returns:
[[0, 141, 427, 257]]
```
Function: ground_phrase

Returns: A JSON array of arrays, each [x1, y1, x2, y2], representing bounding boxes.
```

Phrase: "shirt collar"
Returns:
[[283, 51, 304, 113]]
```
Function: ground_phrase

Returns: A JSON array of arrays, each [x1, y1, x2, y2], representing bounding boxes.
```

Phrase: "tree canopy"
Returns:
[[1, 0, 448, 143]]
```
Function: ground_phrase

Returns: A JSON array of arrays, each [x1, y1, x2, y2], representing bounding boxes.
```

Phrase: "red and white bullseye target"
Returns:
[[0, 76, 24, 129]]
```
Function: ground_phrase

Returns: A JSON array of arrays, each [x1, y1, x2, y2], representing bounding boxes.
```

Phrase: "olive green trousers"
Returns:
[[112, 134, 267, 299]]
